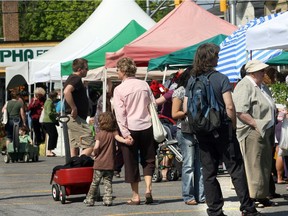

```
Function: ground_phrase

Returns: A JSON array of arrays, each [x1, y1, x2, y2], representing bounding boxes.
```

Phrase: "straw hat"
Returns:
[[245, 59, 268, 73]]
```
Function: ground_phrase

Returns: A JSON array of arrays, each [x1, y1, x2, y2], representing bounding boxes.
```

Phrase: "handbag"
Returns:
[[279, 118, 288, 150], [39, 108, 45, 123], [149, 103, 167, 143]]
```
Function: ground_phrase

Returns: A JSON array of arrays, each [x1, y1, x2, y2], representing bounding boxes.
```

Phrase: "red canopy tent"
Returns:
[[105, 0, 237, 68]]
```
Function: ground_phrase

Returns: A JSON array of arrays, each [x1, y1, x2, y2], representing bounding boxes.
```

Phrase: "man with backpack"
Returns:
[[183, 43, 262, 216]]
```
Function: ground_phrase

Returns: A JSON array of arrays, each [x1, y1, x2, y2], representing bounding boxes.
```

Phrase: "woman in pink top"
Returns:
[[113, 57, 155, 205]]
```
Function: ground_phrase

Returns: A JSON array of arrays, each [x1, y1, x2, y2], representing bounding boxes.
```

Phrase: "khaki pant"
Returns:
[[67, 115, 94, 149], [239, 127, 273, 198]]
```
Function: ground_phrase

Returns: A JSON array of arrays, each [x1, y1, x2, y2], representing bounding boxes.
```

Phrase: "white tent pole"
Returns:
[[144, 69, 149, 82], [28, 85, 31, 102], [162, 66, 167, 84], [102, 68, 107, 112], [60, 76, 64, 157]]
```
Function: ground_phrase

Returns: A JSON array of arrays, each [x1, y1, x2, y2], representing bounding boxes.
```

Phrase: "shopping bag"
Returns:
[[279, 118, 288, 150], [149, 103, 167, 143]]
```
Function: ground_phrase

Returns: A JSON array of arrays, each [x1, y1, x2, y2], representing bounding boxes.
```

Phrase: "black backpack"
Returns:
[[187, 71, 221, 135]]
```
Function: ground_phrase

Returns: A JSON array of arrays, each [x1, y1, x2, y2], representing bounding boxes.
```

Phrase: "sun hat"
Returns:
[[245, 59, 268, 73]]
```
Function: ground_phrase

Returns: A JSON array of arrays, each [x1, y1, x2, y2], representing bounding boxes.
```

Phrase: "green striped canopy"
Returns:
[[61, 20, 146, 76], [148, 34, 227, 71], [267, 51, 288, 65]]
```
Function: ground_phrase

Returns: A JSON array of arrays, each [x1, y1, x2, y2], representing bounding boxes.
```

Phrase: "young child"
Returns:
[[19, 126, 32, 146], [84, 112, 132, 207]]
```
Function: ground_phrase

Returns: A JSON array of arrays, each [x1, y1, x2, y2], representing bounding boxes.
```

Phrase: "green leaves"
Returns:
[[6, 0, 174, 41], [269, 82, 288, 106], [18, 0, 101, 41]]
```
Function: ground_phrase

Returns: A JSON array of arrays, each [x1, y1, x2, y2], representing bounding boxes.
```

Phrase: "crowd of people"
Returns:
[[1, 47, 288, 216]]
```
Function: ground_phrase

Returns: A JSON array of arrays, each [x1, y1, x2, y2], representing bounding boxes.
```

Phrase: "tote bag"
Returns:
[[149, 103, 167, 143], [279, 118, 288, 150]]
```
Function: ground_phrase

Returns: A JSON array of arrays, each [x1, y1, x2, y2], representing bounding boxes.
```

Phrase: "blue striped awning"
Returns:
[[216, 13, 282, 83]]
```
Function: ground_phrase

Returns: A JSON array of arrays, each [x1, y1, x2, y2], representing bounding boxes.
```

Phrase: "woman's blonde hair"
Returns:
[[116, 57, 137, 77], [34, 87, 46, 96]]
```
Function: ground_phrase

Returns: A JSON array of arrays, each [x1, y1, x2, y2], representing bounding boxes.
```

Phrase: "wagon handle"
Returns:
[[57, 115, 70, 123]]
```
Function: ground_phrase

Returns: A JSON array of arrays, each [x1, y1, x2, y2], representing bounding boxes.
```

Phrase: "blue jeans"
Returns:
[[176, 130, 205, 203]]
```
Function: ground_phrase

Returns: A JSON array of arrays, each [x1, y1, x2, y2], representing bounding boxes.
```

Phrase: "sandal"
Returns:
[[145, 193, 153, 204], [185, 199, 198, 205], [126, 199, 140, 205]]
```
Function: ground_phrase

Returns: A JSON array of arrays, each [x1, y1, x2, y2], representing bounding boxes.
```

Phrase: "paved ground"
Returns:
[[0, 155, 287, 216]]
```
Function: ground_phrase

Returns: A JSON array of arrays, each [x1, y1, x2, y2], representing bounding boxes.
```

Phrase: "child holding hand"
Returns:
[[84, 112, 132, 207]]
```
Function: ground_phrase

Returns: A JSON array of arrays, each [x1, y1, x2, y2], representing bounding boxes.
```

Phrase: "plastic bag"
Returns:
[[149, 103, 167, 143], [279, 118, 288, 150]]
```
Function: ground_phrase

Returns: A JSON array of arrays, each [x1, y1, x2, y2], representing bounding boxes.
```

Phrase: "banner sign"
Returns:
[[0, 47, 52, 67]]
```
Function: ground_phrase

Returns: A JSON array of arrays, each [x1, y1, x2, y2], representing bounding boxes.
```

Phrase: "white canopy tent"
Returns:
[[82, 67, 177, 82], [5, 0, 155, 89], [246, 11, 288, 50]]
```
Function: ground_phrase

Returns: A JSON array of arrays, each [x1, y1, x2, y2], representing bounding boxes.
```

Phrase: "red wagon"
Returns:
[[50, 116, 94, 204], [51, 167, 93, 204]]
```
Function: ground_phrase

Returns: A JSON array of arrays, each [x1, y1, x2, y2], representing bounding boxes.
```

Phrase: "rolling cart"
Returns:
[[50, 115, 94, 204]]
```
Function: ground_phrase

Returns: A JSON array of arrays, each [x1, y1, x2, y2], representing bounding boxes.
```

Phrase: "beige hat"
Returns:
[[245, 59, 268, 73]]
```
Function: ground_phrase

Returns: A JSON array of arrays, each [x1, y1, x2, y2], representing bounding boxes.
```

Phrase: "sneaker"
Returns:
[[114, 171, 121, 178], [266, 193, 282, 199], [257, 198, 278, 207], [255, 201, 264, 208], [83, 199, 94, 206], [103, 202, 112, 206], [242, 210, 264, 216]]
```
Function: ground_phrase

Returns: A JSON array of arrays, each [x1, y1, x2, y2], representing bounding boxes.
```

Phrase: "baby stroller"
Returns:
[[152, 124, 182, 182]]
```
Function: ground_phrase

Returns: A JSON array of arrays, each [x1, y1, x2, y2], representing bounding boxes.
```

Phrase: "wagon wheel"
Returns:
[[52, 184, 60, 201], [152, 170, 163, 183], [167, 169, 179, 181], [4, 155, 10, 163], [34, 154, 39, 162], [23, 153, 29, 162], [59, 186, 66, 204]]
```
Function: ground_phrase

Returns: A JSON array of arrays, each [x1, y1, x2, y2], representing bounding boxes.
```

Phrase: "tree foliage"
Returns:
[[2, 0, 175, 41], [18, 0, 101, 41]]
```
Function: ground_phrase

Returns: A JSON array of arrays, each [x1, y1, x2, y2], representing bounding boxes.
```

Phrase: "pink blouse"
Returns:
[[113, 77, 153, 137]]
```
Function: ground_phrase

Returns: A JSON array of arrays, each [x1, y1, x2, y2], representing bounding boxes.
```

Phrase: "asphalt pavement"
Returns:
[[0, 155, 287, 216]]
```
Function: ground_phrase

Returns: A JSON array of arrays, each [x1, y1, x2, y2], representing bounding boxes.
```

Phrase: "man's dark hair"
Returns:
[[72, 58, 88, 72]]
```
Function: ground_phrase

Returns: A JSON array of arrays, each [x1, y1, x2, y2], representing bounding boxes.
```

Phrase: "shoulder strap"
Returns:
[[206, 71, 215, 79]]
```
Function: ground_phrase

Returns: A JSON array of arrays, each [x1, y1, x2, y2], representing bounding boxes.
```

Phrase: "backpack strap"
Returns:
[[205, 71, 216, 79]]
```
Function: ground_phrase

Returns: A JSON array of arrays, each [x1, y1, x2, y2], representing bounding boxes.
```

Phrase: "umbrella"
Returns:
[[246, 11, 288, 50], [216, 13, 282, 83]]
